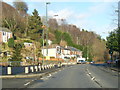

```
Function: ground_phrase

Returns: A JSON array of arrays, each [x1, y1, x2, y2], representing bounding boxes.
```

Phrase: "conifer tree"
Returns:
[[28, 9, 43, 41]]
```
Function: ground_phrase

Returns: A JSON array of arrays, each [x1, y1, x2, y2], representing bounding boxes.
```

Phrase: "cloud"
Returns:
[[47, 2, 112, 30], [48, 8, 74, 19], [88, 3, 111, 15], [75, 13, 89, 20]]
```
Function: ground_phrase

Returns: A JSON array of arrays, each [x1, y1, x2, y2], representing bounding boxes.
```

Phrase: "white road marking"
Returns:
[[41, 78, 44, 79], [49, 74, 52, 76], [41, 77, 48, 80], [24, 82, 31, 86], [86, 68, 102, 88], [112, 70, 115, 72], [89, 73, 91, 75], [91, 77, 95, 80], [47, 74, 52, 78]]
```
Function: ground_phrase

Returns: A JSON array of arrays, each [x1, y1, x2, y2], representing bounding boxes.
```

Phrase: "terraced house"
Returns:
[[41, 45, 82, 60], [0, 27, 12, 43]]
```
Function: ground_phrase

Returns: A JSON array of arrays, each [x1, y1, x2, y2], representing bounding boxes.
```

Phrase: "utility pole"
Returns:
[[118, 1, 120, 59], [42, 26, 45, 65], [116, 1, 120, 60], [46, 2, 50, 57], [118, 1, 120, 28]]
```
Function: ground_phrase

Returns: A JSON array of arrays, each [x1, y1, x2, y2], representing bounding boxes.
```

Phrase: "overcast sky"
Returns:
[[3, 0, 119, 39]]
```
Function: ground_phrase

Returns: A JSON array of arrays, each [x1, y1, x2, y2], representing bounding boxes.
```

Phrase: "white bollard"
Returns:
[[50, 65, 52, 68], [35, 66, 38, 72], [49, 65, 51, 68], [30, 66, 34, 72], [38, 65, 41, 71], [42, 66, 44, 70], [48, 65, 50, 69], [47, 65, 49, 69], [25, 67, 29, 73], [7, 67, 12, 74], [45, 65, 47, 69]]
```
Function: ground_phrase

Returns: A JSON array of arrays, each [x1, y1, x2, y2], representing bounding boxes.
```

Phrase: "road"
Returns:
[[2, 64, 119, 88]]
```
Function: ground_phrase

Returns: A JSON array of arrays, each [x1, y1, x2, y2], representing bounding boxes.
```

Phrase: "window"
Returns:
[[3, 32, 6, 36]]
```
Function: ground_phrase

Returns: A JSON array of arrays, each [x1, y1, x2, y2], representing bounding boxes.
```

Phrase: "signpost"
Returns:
[[109, 48, 113, 67]]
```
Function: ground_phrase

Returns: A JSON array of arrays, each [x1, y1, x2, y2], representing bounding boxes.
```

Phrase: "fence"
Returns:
[[0, 58, 76, 75], [1, 63, 63, 75], [0, 59, 64, 66]]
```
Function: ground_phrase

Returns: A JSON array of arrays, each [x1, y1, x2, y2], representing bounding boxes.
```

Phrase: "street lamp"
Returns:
[[115, 1, 120, 60], [46, 2, 50, 57], [54, 15, 58, 17], [115, 1, 120, 28]]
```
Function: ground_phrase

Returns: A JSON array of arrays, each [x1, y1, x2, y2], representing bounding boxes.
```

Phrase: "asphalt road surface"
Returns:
[[2, 64, 119, 88]]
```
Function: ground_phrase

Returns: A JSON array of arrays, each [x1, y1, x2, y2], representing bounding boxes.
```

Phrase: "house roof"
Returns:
[[42, 44, 58, 49], [42, 44, 81, 52], [0, 27, 12, 32], [67, 46, 81, 51], [60, 46, 69, 50]]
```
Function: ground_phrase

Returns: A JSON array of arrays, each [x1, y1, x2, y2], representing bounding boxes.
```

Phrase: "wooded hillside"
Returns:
[[1, 1, 110, 62]]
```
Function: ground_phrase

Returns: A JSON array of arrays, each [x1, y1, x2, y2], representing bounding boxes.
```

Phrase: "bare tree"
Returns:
[[13, 0, 28, 17], [48, 18, 58, 32]]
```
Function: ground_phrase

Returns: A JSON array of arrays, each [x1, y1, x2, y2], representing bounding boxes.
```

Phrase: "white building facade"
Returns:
[[0, 27, 12, 43], [42, 45, 82, 60]]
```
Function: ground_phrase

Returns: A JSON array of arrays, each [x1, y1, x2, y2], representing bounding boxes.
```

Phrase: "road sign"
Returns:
[[109, 49, 113, 55]]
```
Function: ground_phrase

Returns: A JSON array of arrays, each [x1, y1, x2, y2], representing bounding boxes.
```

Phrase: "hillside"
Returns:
[[48, 18, 109, 62], [1, 1, 110, 62], [1, 1, 26, 38]]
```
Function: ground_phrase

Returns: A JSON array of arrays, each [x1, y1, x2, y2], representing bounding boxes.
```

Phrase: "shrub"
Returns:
[[8, 38, 14, 48]]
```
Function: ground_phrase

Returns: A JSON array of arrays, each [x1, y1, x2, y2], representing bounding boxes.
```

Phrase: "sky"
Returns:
[[2, 0, 119, 39]]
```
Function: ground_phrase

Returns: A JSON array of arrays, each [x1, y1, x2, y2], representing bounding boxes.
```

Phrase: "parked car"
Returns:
[[77, 60, 86, 64], [90, 61, 95, 64], [114, 59, 120, 64], [107, 60, 113, 64]]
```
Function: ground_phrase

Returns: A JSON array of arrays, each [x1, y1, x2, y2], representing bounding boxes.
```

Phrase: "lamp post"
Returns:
[[118, 1, 120, 61], [46, 2, 50, 57], [115, 1, 120, 60], [42, 25, 46, 65]]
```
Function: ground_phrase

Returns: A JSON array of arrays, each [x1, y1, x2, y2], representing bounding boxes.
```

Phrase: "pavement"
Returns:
[[1, 65, 67, 78], [2, 66, 67, 88], [89, 64, 119, 88], [91, 63, 120, 73]]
